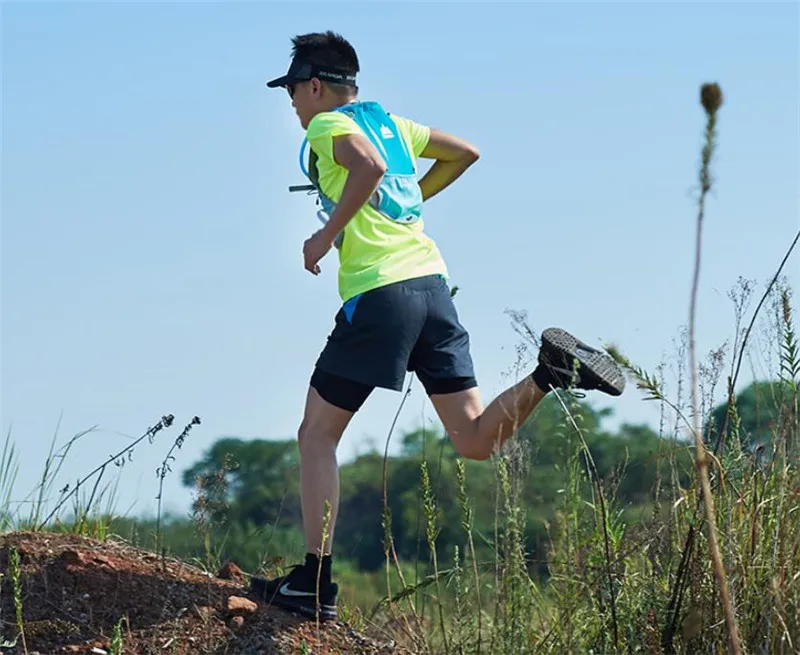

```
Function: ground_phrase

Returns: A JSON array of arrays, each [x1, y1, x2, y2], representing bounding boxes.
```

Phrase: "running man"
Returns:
[[251, 31, 625, 620]]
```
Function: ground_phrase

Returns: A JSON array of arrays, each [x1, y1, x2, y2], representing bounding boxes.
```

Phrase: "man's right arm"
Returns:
[[417, 128, 480, 202]]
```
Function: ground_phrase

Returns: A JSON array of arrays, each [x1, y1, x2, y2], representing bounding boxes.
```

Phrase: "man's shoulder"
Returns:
[[386, 113, 431, 157], [306, 104, 430, 158], [307, 103, 425, 131], [306, 111, 359, 139], [385, 111, 424, 127]]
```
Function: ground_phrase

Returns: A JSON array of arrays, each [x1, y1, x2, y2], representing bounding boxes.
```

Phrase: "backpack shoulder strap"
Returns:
[[331, 102, 414, 174]]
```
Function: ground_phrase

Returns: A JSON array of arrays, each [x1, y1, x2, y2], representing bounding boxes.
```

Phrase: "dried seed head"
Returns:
[[700, 83, 724, 115], [781, 289, 792, 327]]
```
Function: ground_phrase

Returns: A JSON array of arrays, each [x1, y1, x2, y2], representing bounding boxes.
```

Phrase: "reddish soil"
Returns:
[[0, 531, 412, 654]]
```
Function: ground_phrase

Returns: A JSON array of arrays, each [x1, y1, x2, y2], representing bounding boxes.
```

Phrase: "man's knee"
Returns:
[[429, 386, 491, 460], [297, 411, 342, 454], [452, 437, 493, 461]]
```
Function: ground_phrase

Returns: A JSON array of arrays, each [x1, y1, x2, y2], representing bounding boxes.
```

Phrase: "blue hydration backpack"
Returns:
[[289, 101, 423, 249]]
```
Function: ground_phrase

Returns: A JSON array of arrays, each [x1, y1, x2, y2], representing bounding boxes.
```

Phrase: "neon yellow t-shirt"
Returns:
[[305, 108, 448, 302]]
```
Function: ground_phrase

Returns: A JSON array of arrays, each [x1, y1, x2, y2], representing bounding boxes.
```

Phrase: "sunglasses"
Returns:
[[287, 78, 316, 99]]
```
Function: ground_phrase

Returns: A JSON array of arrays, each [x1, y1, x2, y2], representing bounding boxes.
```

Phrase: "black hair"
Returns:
[[291, 31, 360, 94]]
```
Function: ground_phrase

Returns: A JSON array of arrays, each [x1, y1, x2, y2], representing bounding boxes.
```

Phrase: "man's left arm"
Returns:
[[320, 134, 387, 242], [303, 132, 386, 274]]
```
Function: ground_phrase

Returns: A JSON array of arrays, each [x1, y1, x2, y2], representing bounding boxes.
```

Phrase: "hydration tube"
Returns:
[[289, 139, 314, 193], [299, 138, 310, 178], [288, 139, 342, 247]]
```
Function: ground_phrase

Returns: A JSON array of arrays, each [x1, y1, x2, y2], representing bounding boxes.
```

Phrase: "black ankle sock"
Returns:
[[531, 363, 558, 392], [304, 552, 332, 583]]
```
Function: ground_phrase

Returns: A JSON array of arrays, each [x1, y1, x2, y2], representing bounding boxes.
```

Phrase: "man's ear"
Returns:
[[310, 78, 323, 97]]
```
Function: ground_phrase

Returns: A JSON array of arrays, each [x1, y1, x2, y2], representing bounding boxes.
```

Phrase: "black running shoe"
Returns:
[[535, 327, 626, 396], [250, 563, 338, 620]]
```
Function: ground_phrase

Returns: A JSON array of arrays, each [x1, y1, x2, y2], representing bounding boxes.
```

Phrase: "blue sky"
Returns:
[[2, 1, 798, 521]]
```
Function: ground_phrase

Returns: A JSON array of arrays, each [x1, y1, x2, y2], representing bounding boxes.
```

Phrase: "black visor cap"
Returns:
[[266, 59, 357, 89]]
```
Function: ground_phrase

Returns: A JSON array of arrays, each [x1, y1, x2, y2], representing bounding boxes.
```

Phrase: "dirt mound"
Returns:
[[0, 531, 410, 654]]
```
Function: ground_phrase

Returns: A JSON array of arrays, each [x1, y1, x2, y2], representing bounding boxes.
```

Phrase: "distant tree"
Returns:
[[400, 426, 449, 457], [181, 437, 301, 528], [707, 381, 794, 452]]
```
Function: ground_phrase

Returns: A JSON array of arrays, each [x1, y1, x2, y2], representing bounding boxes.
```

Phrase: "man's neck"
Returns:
[[322, 95, 358, 112]]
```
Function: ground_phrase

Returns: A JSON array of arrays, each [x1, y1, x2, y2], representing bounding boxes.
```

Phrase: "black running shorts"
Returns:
[[311, 274, 477, 412]]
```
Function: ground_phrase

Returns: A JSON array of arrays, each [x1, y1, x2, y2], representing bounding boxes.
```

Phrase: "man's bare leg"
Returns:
[[249, 384, 354, 620], [431, 377, 547, 461], [431, 327, 627, 460], [297, 385, 354, 555]]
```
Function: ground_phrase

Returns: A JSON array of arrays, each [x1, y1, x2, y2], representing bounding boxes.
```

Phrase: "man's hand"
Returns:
[[303, 229, 334, 275]]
